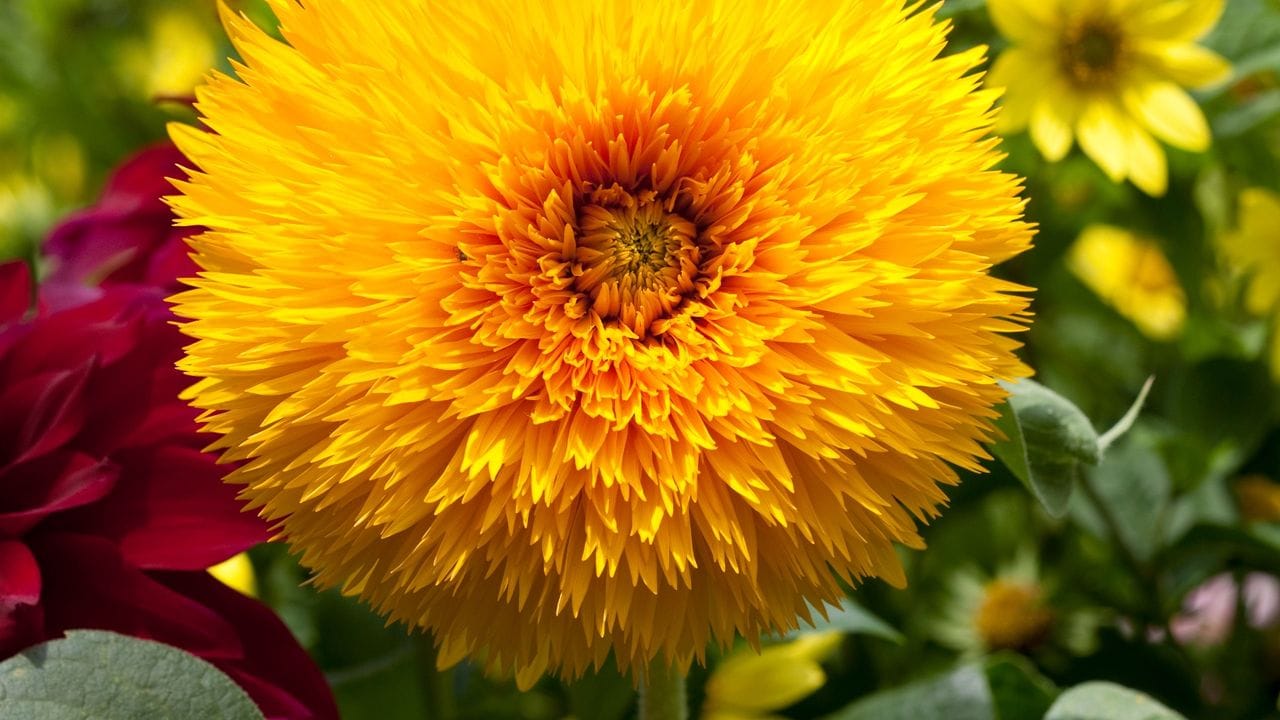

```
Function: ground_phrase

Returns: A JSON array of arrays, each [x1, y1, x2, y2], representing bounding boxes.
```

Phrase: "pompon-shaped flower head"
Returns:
[[986, 0, 1231, 196], [170, 0, 1034, 686]]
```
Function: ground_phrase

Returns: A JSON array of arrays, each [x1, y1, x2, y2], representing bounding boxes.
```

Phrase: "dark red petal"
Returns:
[[0, 602, 45, 659], [0, 360, 94, 465], [157, 572, 339, 720], [0, 540, 41, 608], [0, 261, 32, 325], [34, 534, 244, 659], [0, 453, 119, 535], [98, 143, 187, 210], [61, 446, 264, 570]]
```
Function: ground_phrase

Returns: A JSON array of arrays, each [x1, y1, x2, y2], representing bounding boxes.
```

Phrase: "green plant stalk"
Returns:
[[639, 662, 688, 720], [415, 633, 457, 720]]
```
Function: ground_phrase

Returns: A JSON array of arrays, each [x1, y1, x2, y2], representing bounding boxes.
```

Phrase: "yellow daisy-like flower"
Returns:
[[170, 0, 1033, 686], [1221, 188, 1280, 376], [932, 553, 1055, 654], [987, 0, 1232, 196], [702, 632, 842, 720], [1236, 475, 1280, 524], [1067, 224, 1186, 340]]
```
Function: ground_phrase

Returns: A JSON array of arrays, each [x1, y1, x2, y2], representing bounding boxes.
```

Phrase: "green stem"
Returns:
[[638, 662, 688, 720], [415, 633, 457, 720]]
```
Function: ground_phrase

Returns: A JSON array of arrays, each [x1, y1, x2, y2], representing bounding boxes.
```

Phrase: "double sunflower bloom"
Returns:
[[170, 0, 1033, 685]]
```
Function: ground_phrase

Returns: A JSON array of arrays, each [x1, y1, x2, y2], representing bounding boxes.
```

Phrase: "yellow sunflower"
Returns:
[[171, 0, 1033, 686], [987, 0, 1232, 196], [1067, 224, 1186, 340], [1221, 187, 1280, 376]]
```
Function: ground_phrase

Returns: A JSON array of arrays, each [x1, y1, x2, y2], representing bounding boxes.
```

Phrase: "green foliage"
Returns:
[[0, 630, 263, 720], [1044, 682, 1186, 720]]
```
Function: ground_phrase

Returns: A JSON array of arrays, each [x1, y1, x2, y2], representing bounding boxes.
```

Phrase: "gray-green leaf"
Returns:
[[784, 599, 903, 644], [823, 666, 994, 720], [992, 379, 1100, 517], [0, 630, 264, 720], [1045, 682, 1186, 720]]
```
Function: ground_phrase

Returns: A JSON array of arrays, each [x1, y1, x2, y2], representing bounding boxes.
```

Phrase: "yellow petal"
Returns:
[[987, 48, 1047, 133], [1124, 123, 1168, 197], [1136, 41, 1233, 89], [1127, 0, 1226, 42], [1029, 83, 1079, 161], [987, 0, 1059, 45], [209, 553, 258, 597], [706, 651, 826, 714], [1076, 100, 1130, 182], [1122, 79, 1211, 152]]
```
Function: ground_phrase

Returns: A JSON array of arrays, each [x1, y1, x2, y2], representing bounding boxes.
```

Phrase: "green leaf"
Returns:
[[823, 666, 994, 720], [784, 599, 903, 644], [984, 654, 1058, 720], [0, 630, 264, 720], [1044, 682, 1186, 720], [1081, 437, 1172, 563], [992, 379, 1100, 517], [1203, 0, 1280, 82]]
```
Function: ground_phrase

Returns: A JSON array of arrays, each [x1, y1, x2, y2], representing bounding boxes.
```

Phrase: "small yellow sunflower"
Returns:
[[1067, 224, 1186, 340], [987, 0, 1231, 196], [932, 553, 1054, 654], [1221, 188, 1280, 376], [171, 0, 1033, 686], [1236, 475, 1280, 524]]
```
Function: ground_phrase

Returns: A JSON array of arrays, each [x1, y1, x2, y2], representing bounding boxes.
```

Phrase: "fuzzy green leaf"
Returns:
[[0, 630, 263, 720], [1044, 682, 1185, 720]]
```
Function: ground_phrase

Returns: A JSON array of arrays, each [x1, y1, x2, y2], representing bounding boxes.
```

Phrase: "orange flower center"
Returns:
[[1061, 21, 1124, 86], [973, 580, 1055, 650], [573, 185, 702, 336]]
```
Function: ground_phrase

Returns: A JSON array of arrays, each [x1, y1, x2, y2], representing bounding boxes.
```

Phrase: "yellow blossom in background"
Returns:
[[987, 0, 1232, 196], [209, 553, 259, 597], [171, 0, 1033, 686], [116, 8, 217, 98], [932, 553, 1055, 654], [702, 632, 842, 720], [1221, 188, 1280, 376], [1237, 475, 1280, 524], [0, 173, 54, 259], [1068, 225, 1186, 340]]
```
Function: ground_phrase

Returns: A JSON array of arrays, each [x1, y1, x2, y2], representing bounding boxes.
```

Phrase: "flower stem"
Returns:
[[415, 633, 457, 720], [639, 662, 688, 720]]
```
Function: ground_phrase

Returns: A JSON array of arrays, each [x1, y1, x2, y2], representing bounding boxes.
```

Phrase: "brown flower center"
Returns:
[[572, 184, 701, 336], [1061, 21, 1124, 86], [973, 580, 1055, 650]]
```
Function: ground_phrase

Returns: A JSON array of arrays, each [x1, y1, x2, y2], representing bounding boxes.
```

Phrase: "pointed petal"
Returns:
[[988, 48, 1048, 133], [1124, 123, 1169, 196], [1123, 80, 1211, 151], [988, 0, 1059, 44], [1136, 41, 1233, 88], [1127, 0, 1226, 42], [1029, 87, 1079, 161], [1077, 100, 1131, 182]]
